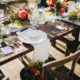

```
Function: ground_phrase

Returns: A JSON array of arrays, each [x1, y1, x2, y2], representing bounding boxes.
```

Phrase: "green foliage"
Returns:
[[56, 2, 61, 11], [9, 14, 29, 26], [20, 67, 34, 80], [69, 15, 78, 21], [47, 72, 58, 80]]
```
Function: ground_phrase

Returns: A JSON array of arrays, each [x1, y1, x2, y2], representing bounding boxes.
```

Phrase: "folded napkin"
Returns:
[[1, 46, 13, 55]]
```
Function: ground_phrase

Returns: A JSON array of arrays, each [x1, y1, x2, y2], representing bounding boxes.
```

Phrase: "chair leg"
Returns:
[[6, 78, 10, 80], [65, 49, 70, 56], [66, 58, 78, 80]]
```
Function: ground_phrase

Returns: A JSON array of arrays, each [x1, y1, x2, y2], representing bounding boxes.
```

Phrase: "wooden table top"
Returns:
[[38, 21, 78, 41]]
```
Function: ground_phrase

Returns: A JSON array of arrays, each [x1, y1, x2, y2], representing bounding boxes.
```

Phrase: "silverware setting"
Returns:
[[0, 38, 22, 56], [0, 37, 21, 49], [6, 39, 21, 49]]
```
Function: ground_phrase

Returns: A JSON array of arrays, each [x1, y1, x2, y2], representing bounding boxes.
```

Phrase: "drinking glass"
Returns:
[[0, 9, 4, 18], [29, 10, 39, 28], [0, 25, 10, 41]]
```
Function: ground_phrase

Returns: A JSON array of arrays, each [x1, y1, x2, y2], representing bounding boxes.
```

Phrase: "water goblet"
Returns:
[[29, 10, 39, 29]]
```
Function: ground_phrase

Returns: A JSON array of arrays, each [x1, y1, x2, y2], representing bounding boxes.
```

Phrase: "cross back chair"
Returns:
[[43, 49, 80, 80]]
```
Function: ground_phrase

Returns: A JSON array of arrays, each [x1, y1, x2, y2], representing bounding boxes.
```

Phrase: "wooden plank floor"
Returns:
[[0, 59, 24, 80]]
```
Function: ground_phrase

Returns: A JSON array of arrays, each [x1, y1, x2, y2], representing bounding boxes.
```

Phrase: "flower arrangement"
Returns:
[[56, 1, 67, 15], [20, 61, 43, 80], [29, 61, 43, 80], [68, 9, 80, 21], [46, 0, 67, 15], [9, 8, 31, 27]]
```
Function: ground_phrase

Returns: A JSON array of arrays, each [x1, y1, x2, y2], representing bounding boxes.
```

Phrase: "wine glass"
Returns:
[[29, 9, 39, 29], [0, 9, 4, 18], [0, 25, 10, 40]]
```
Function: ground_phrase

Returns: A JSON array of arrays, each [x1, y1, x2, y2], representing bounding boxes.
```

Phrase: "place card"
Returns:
[[55, 26, 64, 30], [1, 46, 13, 55]]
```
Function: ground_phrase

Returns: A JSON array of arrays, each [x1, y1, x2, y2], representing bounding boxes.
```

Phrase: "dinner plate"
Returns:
[[18, 29, 47, 44]]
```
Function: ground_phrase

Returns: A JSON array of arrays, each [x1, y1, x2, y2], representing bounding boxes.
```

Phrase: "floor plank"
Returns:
[[0, 59, 24, 80]]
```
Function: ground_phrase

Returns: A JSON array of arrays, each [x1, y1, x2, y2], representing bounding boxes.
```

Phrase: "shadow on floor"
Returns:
[[0, 70, 5, 80]]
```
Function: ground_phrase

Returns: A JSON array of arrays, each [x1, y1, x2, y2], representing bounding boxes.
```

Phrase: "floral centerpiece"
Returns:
[[29, 61, 43, 80], [46, 0, 67, 15], [68, 9, 80, 21], [55, 1, 67, 15], [9, 8, 31, 28], [20, 61, 44, 80]]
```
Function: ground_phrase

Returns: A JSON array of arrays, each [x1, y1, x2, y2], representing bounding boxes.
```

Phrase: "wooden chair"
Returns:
[[43, 49, 80, 80]]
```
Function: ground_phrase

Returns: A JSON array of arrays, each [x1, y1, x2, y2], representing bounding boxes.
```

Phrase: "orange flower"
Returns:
[[59, 8, 65, 14], [18, 9, 29, 20], [60, 2, 66, 8]]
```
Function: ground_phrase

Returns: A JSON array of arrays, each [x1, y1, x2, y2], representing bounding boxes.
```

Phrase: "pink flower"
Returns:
[[60, 2, 66, 8]]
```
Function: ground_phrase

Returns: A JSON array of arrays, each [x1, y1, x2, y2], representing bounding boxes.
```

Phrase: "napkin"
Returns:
[[1, 46, 13, 55]]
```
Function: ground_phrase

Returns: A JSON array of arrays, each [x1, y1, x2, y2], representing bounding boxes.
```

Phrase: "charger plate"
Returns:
[[18, 29, 47, 44]]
